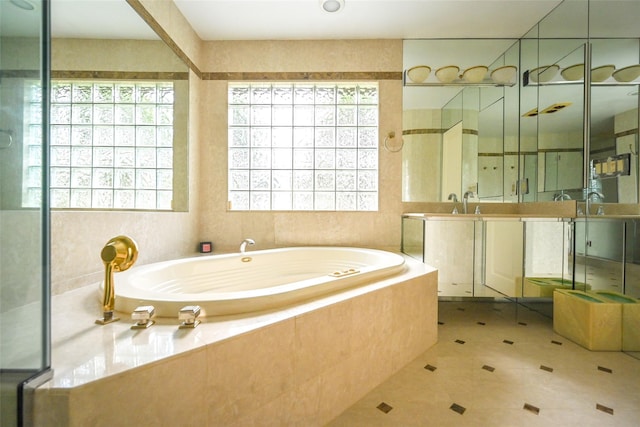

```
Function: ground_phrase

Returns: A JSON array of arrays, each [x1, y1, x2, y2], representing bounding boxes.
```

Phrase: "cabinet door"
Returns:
[[484, 221, 523, 296], [575, 220, 624, 261], [557, 151, 583, 190], [423, 220, 475, 296]]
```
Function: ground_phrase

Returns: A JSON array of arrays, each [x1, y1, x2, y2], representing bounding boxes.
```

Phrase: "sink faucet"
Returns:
[[554, 193, 571, 201], [447, 193, 459, 214], [586, 191, 604, 215], [462, 191, 474, 214], [240, 238, 255, 254]]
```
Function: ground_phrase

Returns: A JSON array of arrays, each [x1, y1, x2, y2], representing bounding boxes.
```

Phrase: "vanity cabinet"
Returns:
[[403, 214, 640, 299], [403, 215, 575, 298]]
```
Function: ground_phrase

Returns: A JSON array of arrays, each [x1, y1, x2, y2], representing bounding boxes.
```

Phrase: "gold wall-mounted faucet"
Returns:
[[96, 235, 138, 325]]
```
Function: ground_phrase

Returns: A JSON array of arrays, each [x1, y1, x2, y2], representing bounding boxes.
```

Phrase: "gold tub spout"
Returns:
[[96, 235, 138, 325]]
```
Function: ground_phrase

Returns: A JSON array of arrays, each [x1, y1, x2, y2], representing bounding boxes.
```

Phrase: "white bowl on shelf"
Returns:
[[435, 65, 460, 83], [528, 64, 560, 83], [561, 63, 584, 81], [612, 64, 640, 82], [490, 65, 517, 84], [462, 65, 488, 83], [592, 64, 615, 82], [406, 65, 431, 83]]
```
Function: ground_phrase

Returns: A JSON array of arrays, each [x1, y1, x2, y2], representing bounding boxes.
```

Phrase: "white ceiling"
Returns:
[[42, 0, 564, 41], [173, 0, 563, 41]]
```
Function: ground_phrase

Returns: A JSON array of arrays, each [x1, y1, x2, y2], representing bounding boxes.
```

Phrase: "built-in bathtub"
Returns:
[[107, 246, 407, 317], [36, 251, 437, 426]]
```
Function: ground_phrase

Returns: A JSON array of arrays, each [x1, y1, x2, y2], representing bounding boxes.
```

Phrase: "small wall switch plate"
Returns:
[[199, 241, 212, 253]]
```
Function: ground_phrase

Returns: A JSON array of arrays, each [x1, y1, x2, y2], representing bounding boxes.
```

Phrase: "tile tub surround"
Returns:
[[33, 256, 437, 426]]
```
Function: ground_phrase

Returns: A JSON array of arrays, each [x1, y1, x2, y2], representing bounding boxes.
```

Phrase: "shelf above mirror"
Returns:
[[523, 70, 640, 87], [404, 80, 517, 87], [403, 66, 518, 87]]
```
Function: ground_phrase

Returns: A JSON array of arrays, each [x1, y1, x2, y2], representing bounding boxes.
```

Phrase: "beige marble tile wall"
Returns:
[[34, 269, 438, 426], [200, 39, 401, 73], [51, 39, 186, 72], [197, 39, 404, 252], [51, 210, 199, 294]]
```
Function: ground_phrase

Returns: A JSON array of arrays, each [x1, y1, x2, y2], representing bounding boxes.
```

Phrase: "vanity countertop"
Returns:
[[403, 213, 572, 220], [402, 200, 577, 217], [403, 201, 640, 220]]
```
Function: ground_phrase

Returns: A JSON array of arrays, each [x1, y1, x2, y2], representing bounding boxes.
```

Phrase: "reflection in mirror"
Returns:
[[49, 1, 190, 211], [536, 0, 588, 39], [591, 38, 640, 204], [522, 42, 586, 201], [441, 91, 464, 202], [441, 122, 462, 202], [523, 0, 640, 204], [403, 39, 518, 203], [478, 99, 503, 199], [502, 43, 520, 202], [589, 0, 640, 38], [461, 87, 479, 198]]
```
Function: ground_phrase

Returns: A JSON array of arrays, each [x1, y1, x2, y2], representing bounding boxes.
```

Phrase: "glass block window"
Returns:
[[22, 81, 43, 207], [228, 83, 379, 211], [24, 80, 174, 210]]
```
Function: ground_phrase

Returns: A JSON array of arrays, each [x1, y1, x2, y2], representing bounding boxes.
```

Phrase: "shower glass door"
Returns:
[[0, 0, 51, 425]]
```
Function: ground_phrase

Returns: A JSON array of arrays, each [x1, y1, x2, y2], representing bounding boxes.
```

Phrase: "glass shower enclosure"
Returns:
[[1, 0, 51, 425]]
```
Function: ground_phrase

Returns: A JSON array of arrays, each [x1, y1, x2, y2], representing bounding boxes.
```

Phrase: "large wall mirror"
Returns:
[[522, 0, 640, 204], [50, 0, 190, 211], [403, 0, 640, 205]]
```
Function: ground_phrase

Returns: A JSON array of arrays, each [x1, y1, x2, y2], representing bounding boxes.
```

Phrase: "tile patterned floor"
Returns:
[[437, 282, 506, 298], [328, 301, 640, 426]]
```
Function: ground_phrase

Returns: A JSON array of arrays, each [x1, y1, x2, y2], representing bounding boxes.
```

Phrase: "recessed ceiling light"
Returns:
[[10, 0, 34, 11], [320, 0, 345, 13]]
